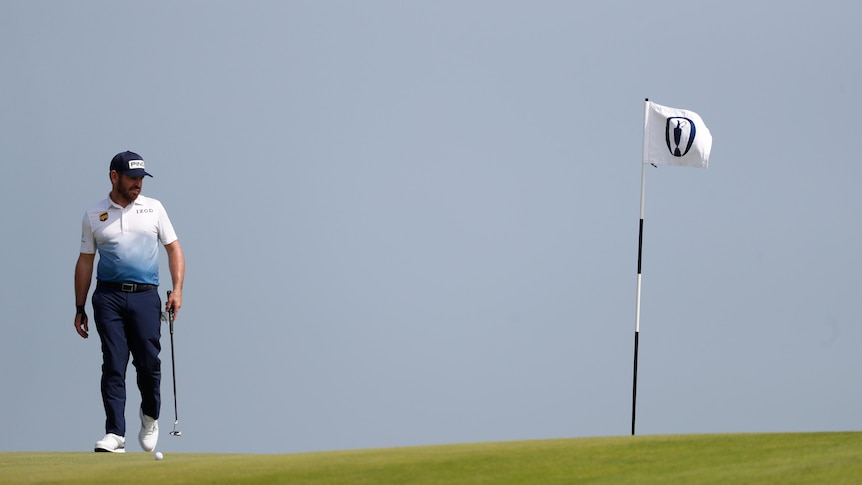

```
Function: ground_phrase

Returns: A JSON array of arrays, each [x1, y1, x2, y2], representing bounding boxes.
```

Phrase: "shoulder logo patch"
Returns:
[[99, 211, 109, 222]]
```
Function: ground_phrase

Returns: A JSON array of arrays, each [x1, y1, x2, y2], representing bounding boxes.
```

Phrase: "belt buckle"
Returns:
[[121, 283, 136, 292]]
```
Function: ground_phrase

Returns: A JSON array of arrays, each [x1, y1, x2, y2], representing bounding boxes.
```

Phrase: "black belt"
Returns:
[[97, 281, 158, 293]]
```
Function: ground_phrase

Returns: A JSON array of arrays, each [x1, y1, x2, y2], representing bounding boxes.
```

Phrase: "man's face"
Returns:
[[114, 172, 144, 202]]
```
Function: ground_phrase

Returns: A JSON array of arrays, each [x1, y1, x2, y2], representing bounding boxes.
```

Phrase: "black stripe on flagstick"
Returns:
[[637, 218, 644, 275], [632, 330, 639, 435]]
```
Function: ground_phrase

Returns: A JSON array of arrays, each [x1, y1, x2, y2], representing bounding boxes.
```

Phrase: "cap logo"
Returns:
[[128, 160, 146, 170]]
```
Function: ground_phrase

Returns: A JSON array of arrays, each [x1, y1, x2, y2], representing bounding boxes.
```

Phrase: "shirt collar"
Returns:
[[106, 194, 145, 209]]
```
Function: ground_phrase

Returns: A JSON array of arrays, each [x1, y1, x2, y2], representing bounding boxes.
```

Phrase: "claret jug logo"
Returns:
[[665, 117, 696, 157]]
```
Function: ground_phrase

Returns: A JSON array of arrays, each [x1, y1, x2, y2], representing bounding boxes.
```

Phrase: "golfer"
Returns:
[[73, 151, 185, 453]]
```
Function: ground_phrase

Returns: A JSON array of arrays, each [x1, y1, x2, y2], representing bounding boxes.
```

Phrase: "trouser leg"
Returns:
[[93, 290, 129, 436], [127, 290, 162, 419]]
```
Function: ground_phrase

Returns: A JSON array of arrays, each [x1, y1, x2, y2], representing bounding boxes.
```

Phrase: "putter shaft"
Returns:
[[167, 291, 181, 437]]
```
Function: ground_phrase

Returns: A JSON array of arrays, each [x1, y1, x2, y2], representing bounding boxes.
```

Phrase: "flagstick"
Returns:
[[632, 162, 646, 436], [632, 98, 649, 436]]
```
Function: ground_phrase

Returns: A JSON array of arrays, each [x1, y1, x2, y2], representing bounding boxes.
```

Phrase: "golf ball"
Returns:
[[154, 451, 164, 460]]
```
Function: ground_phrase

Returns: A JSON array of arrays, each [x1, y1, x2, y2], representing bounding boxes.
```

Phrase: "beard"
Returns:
[[114, 174, 143, 205], [118, 185, 141, 202]]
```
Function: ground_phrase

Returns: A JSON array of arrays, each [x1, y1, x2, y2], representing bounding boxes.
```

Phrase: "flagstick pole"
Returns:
[[632, 98, 649, 436]]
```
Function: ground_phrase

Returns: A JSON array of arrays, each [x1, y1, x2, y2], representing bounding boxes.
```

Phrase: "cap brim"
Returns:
[[123, 168, 153, 178]]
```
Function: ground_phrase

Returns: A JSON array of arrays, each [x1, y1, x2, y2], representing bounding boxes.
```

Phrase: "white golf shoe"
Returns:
[[139, 409, 159, 452], [94, 433, 126, 453]]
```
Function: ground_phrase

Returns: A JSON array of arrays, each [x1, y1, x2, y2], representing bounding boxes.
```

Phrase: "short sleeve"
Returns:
[[79, 212, 96, 254], [156, 201, 178, 246]]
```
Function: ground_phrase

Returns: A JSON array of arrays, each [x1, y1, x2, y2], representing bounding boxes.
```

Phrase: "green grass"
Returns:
[[1, 433, 860, 484]]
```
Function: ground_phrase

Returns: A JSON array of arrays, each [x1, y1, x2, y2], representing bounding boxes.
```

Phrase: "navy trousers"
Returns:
[[92, 286, 162, 436]]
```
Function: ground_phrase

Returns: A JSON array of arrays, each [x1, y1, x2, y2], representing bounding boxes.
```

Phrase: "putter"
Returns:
[[167, 290, 182, 437]]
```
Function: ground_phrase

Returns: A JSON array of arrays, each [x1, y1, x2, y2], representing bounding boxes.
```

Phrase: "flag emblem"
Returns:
[[665, 117, 696, 157], [643, 101, 712, 169]]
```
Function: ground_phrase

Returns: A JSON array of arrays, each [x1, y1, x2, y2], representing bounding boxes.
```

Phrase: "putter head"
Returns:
[[171, 421, 182, 436]]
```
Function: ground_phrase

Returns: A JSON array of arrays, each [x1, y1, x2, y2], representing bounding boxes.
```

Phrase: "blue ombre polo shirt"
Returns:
[[80, 194, 178, 286]]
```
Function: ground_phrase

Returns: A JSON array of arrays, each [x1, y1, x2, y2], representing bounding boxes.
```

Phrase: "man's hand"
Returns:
[[166, 291, 182, 320], [74, 253, 95, 339], [75, 308, 89, 339]]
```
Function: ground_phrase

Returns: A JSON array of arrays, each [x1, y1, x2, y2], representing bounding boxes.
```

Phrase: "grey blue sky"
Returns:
[[1, 1, 860, 453]]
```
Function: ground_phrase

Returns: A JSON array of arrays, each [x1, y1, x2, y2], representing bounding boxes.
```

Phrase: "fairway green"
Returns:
[[1, 432, 860, 484]]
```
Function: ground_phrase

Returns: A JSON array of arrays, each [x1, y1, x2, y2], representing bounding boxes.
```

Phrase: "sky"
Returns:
[[1, 1, 860, 454]]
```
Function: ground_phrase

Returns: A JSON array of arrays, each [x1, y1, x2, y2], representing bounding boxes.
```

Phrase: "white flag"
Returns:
[[643, 101, 712, 169]]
